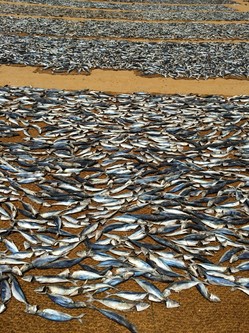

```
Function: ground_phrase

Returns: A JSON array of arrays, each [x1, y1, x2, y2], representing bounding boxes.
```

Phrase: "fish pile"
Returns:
[[1, 16, 249, 40], [2, 0, 236, 5], [0, 35, 248, 78], [0, 86, 249, 331], [2, 3, 248, 21], [1, 1, 235, 11]]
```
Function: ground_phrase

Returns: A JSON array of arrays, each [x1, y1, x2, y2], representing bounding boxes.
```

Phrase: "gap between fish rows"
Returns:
[[0, 66, 249, 96]]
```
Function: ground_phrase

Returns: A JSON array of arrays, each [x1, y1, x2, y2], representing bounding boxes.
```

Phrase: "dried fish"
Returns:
[[0, 86, 248, 331]]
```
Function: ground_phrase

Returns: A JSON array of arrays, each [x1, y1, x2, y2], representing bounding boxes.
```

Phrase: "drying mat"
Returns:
[[0, 87, 249, 333], [0, 287, 248, 332]]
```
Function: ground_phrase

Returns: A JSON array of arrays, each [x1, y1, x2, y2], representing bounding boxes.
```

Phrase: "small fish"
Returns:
[[94, 297, 135, 311], [94, 307, 138, 333], [134, 279, 164, 301], [167, 280, 199, 293], [0, 280, 11, 303], [11, 276, 28, 304], [27, 306, 84, 322], [48, 294, 86, 309], [71, 270, 105, 281], [111, 291, 147, 302]]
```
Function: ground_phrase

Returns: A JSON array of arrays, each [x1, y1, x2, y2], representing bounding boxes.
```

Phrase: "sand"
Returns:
[[0, 65, 249, 96]]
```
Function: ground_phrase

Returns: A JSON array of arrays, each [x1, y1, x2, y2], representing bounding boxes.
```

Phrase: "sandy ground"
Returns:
[[227, 0, 249, 12], [0, 66, 249, 96], [0, 286, 248, 333], [0, 0, 249, 332]]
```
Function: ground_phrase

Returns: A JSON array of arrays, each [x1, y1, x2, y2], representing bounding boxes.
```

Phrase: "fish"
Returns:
[[11, 276, 28, 304], [93, 297, 135, 311], [0, 86, 249, 329], [26, 306, 84, 322], [94, 307, 138, 333], [48, 294, 86, 309]]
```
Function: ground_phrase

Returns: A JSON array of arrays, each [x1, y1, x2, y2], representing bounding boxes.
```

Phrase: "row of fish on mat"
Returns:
[[1, 16, 249, 40], [1, 0, 236, 6], [1, 3, 249, 21], [1, 36, 248, 78]]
